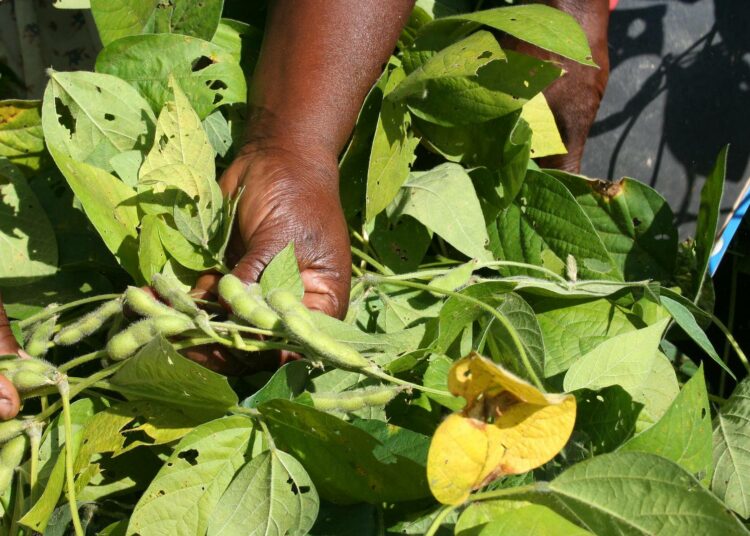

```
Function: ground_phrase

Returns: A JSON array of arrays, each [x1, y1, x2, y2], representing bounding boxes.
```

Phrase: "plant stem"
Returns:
[[35, 362, 125, 423], [59, 350, 108, 372], [425, 505, 457, 536], [19, 294, 121, 329], [365, 275, 545, 390], [59, 380, 84, 536], [719, 256, 738, 396], [368, 367, 451, 397], [711, 311, 750, 375], [27, 421, 43, 504], [468, 483, 539, 502], [351, 246, 390, 275], [209, 321, 279, 338]]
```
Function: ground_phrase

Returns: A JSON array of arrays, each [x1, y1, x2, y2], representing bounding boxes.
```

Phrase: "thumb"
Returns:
[[0, 375, 20, 421], [0, 293, 19, 356]]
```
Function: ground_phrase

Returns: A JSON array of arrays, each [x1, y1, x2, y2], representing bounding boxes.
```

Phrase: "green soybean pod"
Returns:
[[267, 290, 372, 372], [152, 274, 200, 316], [0, 357, 61, 394], [0, 434, 26, 496], [0, 419, 27, 445], [106, 319, 155, 361], [153, 315, 195, 336], [124, 287, 176, 318], [25, 315, 58, 357], [218, 275, 279, 330], [310, 386, 403, 412], [54, 298, 123, 346]]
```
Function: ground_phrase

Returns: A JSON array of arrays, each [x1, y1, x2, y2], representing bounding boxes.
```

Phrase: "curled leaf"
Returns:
[[427, 352, 575, 504]]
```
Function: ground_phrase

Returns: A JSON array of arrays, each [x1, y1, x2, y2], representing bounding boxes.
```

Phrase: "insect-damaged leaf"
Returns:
[[127, 416, 255, 536], [96, 33, 246, 119], [427, 353, 575, 504], [207, 449, 319, 536]]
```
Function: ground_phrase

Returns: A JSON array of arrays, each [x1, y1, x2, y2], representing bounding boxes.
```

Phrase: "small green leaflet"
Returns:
[[365, 66, 419, 221], [260, 242, 304, 299]]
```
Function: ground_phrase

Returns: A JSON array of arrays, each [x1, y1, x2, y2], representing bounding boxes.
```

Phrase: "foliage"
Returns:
[[0, 2, 748, 535]]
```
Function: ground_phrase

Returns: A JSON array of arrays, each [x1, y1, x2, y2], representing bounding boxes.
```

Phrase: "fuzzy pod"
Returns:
[[0, 434, 26, 496], [152, 274, 200, 316], [0, 357, 61, 394], [0, 419, 28, 445], [267, 290, 372, 372], [310, 386, 404, 412], [25, 315, 58, 357], [218, 275, 279, 330], [124, 287, 176, 319], [106, 315, 195, 361], [54, 298, 123, 346]]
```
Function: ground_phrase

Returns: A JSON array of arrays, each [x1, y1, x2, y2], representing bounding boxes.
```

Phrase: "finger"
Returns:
[[193, 272, 221, 301], [0, 375, 20, 421], [300, 270, 350, 320], [0, 293, 20, 355], [231, 246, 276, 285]]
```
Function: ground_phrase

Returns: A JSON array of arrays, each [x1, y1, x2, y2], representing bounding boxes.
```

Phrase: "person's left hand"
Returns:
[[0, 294, 21, 420]]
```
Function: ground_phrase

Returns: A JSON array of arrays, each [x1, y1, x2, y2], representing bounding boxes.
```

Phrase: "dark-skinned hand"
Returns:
[[0, 294, 21, 420], [191, 144, 351, 373]]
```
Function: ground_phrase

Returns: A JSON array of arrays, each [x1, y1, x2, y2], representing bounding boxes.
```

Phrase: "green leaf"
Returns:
[[404, 49, 562, 127], [96, 33, 247, 119], [435, 281, 515, 352], [42, 70, 156, 173], [259, 399, 430, 503], [110, 337, 238, 412], [574, 386, 642, 455], [156, 215, 216, 272], [564, 320, 679, 426], [694, 146, 728, 298], [478, 504, 591, 536], [388, 30, 505, 102], [365, 66, 420, 221], [713, 377, 750, 518], [91, 0, 224, 46], [46, 145, 140, 279], [0, 159, 58, 284], [547, 452, 749, 535], [207, 449, 319, 536], [547, 171, 678, 282], [211, 19, 263, 73], [488, 292, 545, 381], [241, 361, 310, 409], [437, 4, 595, 66], [202, 110, 233, 157], [621, 365, 713, 483], [491, 170, 621, 280], [369, 213, 432, 273], [138, 214, 167, 282], [139, 78, 222, 248], [399, 163, 492, 260], [110, 150, 143, 186], [127, 416, 255, 536], [0, 100, 45, 172], [423, 354, 465, 411], [534, 298, 640, 377], [661, 294, 733, 378], [455, 499, 534, 536], [260, 242, 304, 299], [21, 399, 97, 533], [340, 67, 388, 221]]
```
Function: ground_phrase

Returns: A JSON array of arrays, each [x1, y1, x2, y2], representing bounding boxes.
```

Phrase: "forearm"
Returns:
[[246, 0, 414, 158], [517, 0, 610, 171]]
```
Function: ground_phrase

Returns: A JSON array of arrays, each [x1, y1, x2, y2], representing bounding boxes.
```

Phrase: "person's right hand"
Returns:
[[0, 294, 21, 420]]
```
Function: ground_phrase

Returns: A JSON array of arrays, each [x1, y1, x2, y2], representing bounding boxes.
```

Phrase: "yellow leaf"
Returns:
[[520, 93, 567, 159], [428, 353, 576, 504]]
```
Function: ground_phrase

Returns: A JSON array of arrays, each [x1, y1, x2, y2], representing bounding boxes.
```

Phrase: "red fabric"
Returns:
[[610, 0, 619, 10]]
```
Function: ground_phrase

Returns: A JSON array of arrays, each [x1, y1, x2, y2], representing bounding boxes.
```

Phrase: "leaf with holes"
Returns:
[[96, 33, 246, 119], [207, 449, 319, 536], [127, 416, 255, 536], [42, 70, 156, 172]]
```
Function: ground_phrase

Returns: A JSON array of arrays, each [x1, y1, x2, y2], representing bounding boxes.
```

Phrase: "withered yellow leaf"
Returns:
[[428, 353, 576, 505]]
